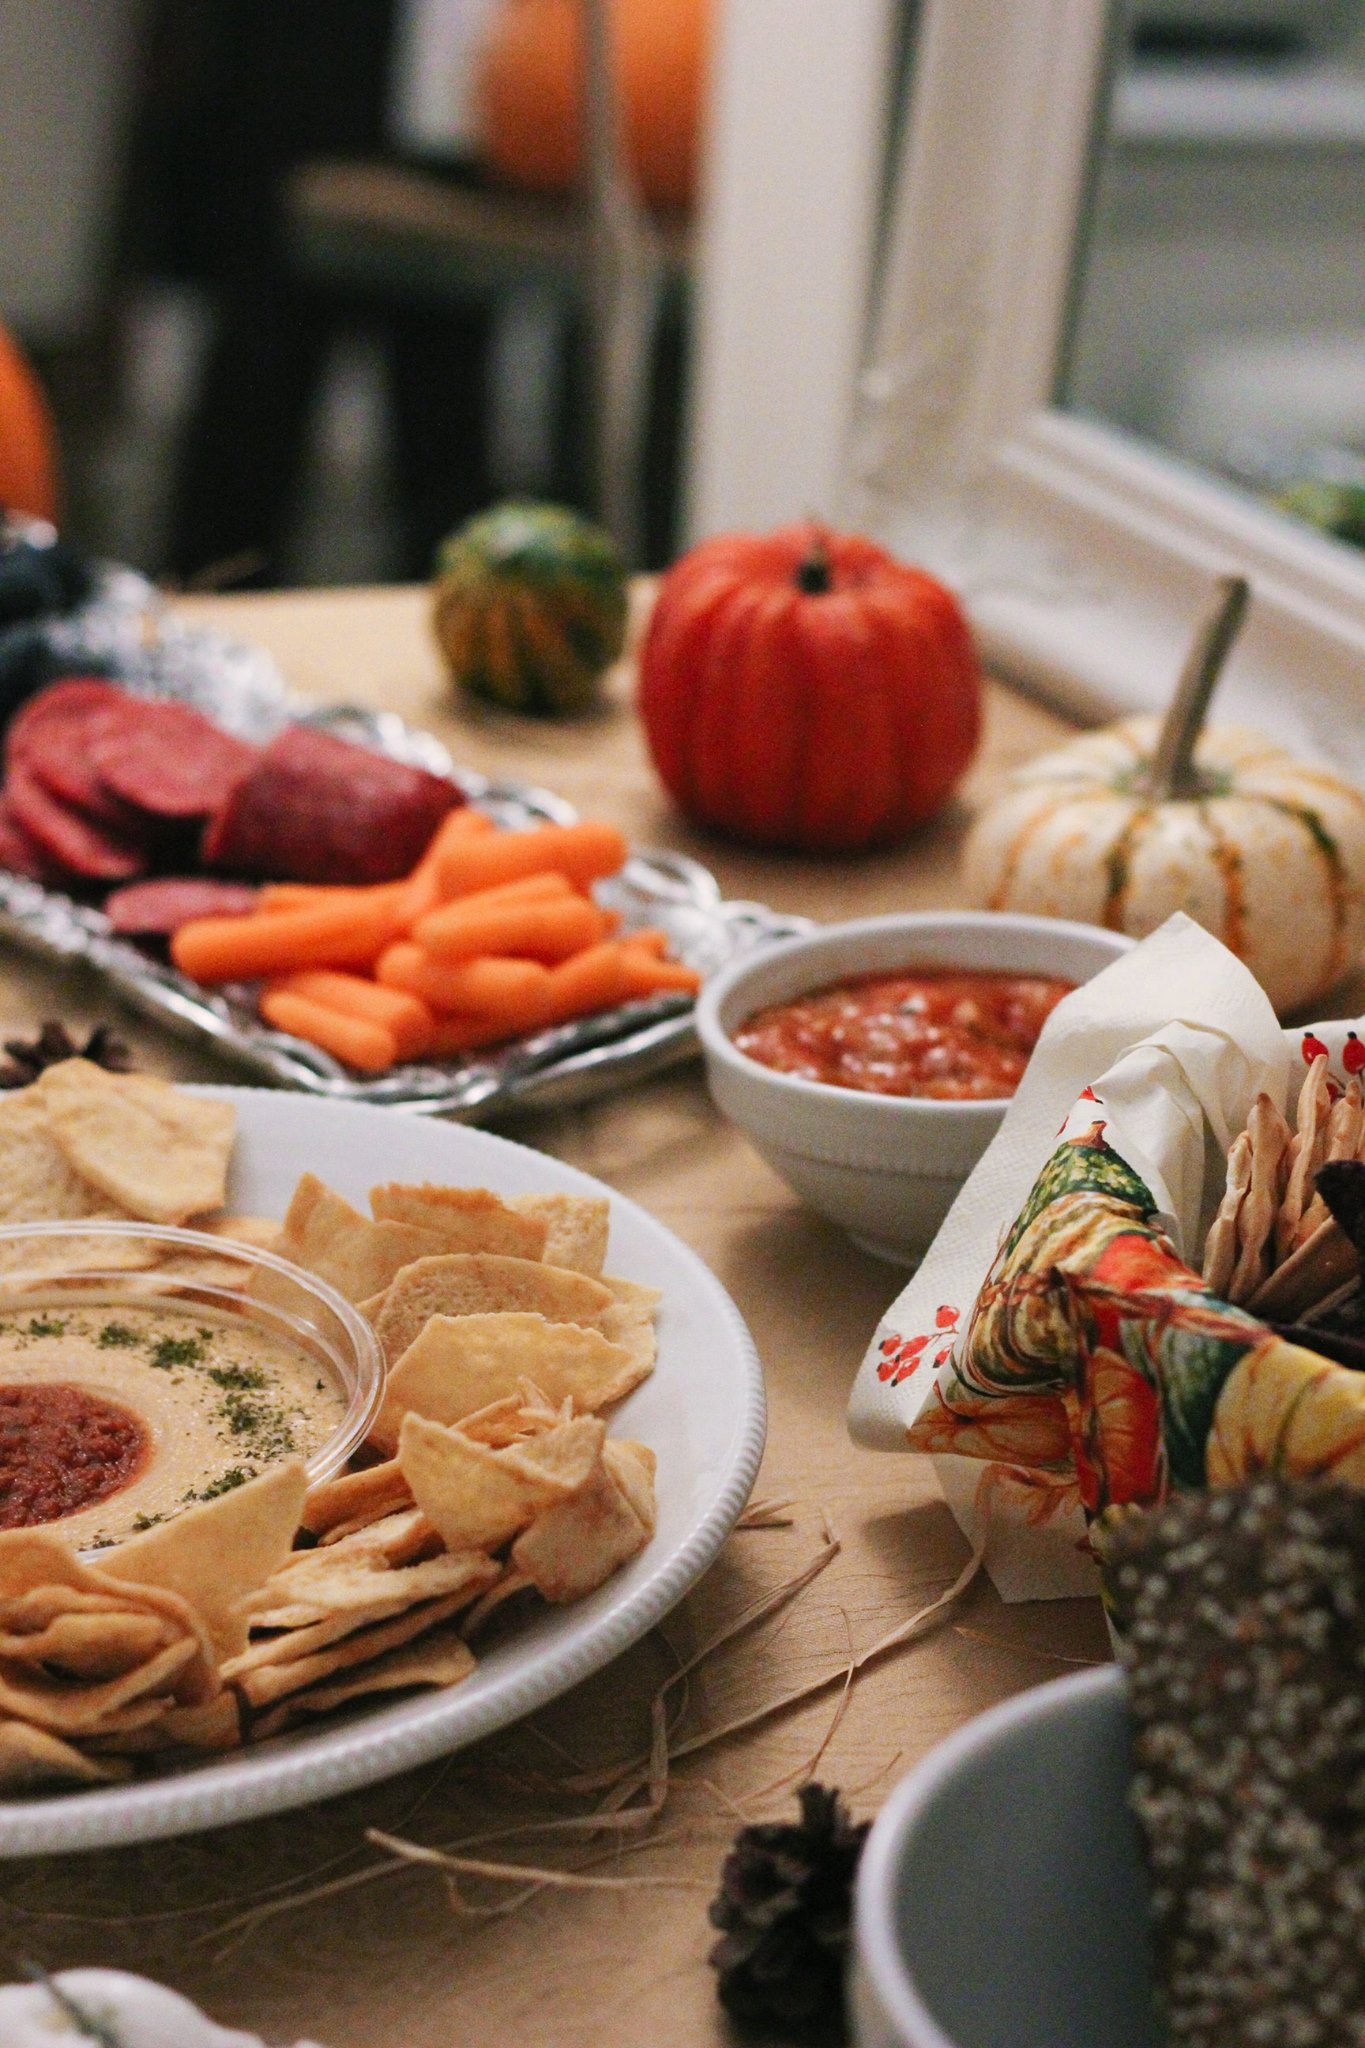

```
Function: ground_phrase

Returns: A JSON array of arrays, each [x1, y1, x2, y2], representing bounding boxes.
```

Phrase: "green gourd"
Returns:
[[432, 502, 629, 717]]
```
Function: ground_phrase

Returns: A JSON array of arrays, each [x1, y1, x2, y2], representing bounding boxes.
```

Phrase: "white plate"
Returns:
[[0, 1090, 766, 1856]]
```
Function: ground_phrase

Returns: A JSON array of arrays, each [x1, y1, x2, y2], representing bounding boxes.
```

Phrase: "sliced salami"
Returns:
[[90, 699, 261, 820], [6, 676, 149, 829], [5, 677, 128, 773], [0, 793, 58, 882], [5, 759, 147, 882], [202, 724, 459, 884], [104, 877, 260, 937]]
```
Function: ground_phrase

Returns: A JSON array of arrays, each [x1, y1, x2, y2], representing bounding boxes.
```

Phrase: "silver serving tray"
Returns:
[[0, 541, 808, 1119]]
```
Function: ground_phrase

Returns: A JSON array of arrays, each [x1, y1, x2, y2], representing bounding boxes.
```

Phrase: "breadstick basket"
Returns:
[[848, 912, 1365, 1601]]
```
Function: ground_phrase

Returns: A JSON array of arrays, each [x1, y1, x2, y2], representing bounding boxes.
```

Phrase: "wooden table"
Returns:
[[0, 587, 1109, 2047]]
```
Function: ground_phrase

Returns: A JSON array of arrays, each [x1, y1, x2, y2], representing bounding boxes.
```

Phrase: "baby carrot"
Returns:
[[618, 948, 703, 996], [375, 942, 550, 1017], [425, 1006, 551, 1055], [438, 805, 497, 838], [259, 990, 399, 1073], [390, 805, 498, 925], [263, 969, 436, 1060], [172, 888, 403, 983], [431, 871, 578, 914], [256, 884, 354, 913], [534, 941, 638, 1027], [412, 894, 608, 964], [434, 820, 628, 899], [619, 926, 670, 957]]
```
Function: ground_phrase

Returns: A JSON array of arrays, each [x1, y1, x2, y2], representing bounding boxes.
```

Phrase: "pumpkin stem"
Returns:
[[1143, 574, 1250, 802], [795, 533, 833, 595]]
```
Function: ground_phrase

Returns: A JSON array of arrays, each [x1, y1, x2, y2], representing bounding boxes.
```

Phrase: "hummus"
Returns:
[[0, 1302, 345, 1549]]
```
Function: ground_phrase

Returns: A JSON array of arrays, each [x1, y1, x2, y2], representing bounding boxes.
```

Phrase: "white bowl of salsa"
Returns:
[[695, 912, 1133, 1263]]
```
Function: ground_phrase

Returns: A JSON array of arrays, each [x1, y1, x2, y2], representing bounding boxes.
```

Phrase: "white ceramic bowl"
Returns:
[[695, 913, 1134, 1263], [852, 1665, 1160, 2048]]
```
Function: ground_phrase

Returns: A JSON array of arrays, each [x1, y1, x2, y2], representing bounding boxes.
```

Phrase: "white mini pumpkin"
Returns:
[[962, 717, 1365, 1013], [0, 1969, 327, 2048]]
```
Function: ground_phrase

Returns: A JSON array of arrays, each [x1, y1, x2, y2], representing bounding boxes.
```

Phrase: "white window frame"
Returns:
[[692, 0, 1365, 767]]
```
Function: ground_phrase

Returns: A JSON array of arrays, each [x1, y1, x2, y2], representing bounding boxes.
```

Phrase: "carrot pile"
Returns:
[[169, 809, 702, 1074]]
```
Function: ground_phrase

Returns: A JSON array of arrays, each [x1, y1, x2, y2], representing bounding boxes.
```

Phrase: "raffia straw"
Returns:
[[659, 1538, 985, 1769], [952, 1622, 1105, 1668], [558, 1519, 845, 1801], [735, 1498, 797, 1528], [207, 1504, 986, 1947], [365, 1829, 712, 1896]]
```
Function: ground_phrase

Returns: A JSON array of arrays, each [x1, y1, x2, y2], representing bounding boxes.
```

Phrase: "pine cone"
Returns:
[[708, 1783, 869, 2041], [0, 1020, 134, 1089]]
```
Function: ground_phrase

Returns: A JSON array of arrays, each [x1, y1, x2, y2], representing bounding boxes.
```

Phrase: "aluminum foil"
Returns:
[[0, 548, 808, 1119]]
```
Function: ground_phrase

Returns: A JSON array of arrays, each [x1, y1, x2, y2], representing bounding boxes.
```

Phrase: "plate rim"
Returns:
[[0, 1088, 766, 1855]]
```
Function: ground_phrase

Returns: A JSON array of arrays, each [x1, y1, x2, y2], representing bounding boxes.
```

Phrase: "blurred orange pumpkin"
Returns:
[[478, 0, 711, 213], [0, 323, 57, 523]]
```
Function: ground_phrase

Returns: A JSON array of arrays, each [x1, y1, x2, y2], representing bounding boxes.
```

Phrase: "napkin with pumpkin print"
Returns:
[[848, 913, 1365, 1600]]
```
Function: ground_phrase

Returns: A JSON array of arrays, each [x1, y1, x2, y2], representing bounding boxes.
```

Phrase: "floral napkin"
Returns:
[[846, 912, 1365, 1600]]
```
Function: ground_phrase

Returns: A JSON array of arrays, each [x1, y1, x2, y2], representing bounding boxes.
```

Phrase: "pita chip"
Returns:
[[370, 1183, 548, 1260], [369, 1311, 642, 1452], [263, 1173, 448, 1305], [373, 1253, 613, 1363], [508, 1193, 610, 1275], [596, 1276, 660, 1383], [398, 1410, 603, 1552], [301, 1458, 413, 1538], [251, 1627, 477, 1736], [110, 1459, 308, 1659], [511, 1449, 652, 1603], [35, 1062, 235, 1225], [0, 1720, 129, 1787]]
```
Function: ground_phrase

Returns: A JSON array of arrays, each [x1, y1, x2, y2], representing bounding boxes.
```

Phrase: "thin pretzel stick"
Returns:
[[1204, 1128, 1253, 1297], [1228, 1094, 1291, 1304], [1248, 1216, 1358, 1320], [1295, 1081, 1363, 1245], [1277, 1053, 1331, 1260]]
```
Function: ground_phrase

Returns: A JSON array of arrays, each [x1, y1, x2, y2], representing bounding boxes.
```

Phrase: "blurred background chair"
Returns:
[[0, 0, 705, 586]]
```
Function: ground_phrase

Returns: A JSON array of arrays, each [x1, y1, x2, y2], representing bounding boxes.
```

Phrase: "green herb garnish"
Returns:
[[150, 1334, 206, 1370], [97, 1321, 141, 1349], [207, 1362, 267, 1392], [183, 1466, 252, 1503]]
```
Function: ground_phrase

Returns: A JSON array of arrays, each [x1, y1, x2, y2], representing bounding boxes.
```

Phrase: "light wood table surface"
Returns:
[[0, 586, 1111, 2047]]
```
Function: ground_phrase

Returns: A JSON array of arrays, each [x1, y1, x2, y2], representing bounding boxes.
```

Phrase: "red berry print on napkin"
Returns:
[[877, 1304, 961, 1385]]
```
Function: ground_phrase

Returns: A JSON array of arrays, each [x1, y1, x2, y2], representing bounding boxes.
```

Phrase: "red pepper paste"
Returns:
[[0, 1382, 150, 1528], [732, 968, 1075, 1101]]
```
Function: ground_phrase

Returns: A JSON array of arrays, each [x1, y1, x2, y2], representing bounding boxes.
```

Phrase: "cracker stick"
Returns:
[[1248, 1216, 1358, 1321], [1294, 1079, 1364, 1247], [1228, 1094, 1292, 1304], [1203, 1129, 1253, 1298], [1276, 1054, 1332, 1262]]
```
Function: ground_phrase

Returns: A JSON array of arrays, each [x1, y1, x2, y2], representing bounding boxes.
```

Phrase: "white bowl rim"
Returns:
[[854, 1663, 1125, 2048], [696, 912, 1135, 1120]]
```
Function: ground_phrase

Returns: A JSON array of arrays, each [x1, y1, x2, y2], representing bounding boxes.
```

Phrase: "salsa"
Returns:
[[733, 968, 1075, 1100], [0, 1382, 149, 1528]]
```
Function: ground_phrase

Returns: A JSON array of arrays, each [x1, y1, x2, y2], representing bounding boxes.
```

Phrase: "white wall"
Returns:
[[684, 0, 895, 540], [0, 0, 144, 342]]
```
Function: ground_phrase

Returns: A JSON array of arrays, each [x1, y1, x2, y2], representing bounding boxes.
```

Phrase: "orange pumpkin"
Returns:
[[478, 0, 710, 213], [0, 324, 57, 523], [638, 524, 982, 852]]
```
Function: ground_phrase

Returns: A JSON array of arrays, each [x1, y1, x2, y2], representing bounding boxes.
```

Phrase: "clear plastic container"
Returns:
[[0, 1220, 383, 1543]]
